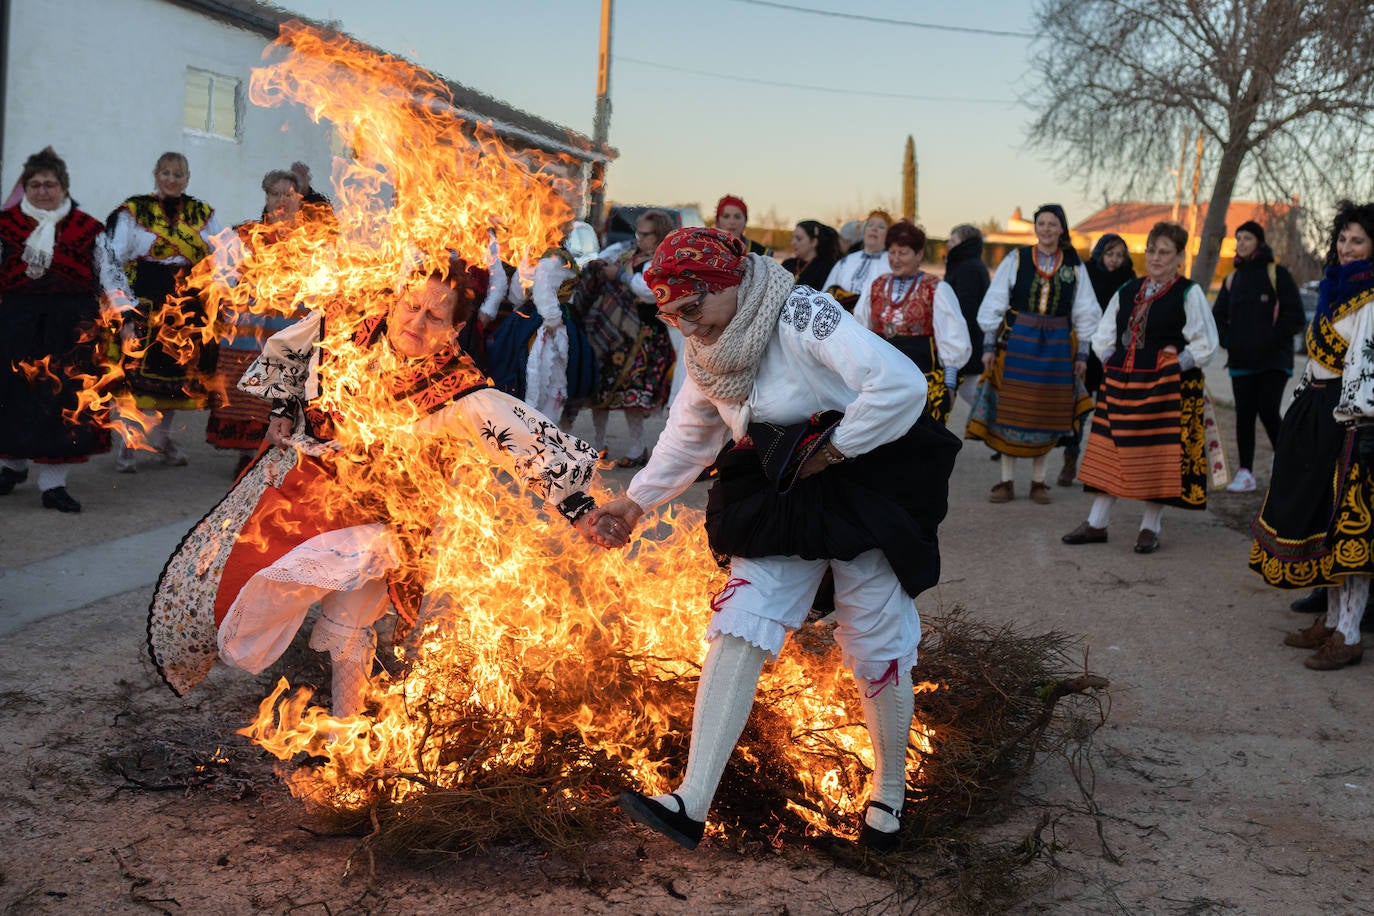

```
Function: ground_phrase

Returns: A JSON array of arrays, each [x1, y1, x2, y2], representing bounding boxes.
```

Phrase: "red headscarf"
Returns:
[[645, 227, 748, 305], [715, 194, 748, 222]]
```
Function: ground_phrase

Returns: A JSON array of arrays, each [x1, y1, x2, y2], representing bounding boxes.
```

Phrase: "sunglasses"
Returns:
[[656, 293, 706, 328]]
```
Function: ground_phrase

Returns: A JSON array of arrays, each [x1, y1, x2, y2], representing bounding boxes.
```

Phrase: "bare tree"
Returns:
[[1028, 0, 1374, 283]]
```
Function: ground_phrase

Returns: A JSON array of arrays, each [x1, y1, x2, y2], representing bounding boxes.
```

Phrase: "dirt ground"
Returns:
[[3, 396, 1374, 915]]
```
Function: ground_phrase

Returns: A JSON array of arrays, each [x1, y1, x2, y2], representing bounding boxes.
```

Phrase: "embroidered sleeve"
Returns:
[[239, 309, 322, 418], [1336, 303, 1374, 425], [624, 371, 730, 513], [440, 388, 600, 516], [101, 209, 139, 306]]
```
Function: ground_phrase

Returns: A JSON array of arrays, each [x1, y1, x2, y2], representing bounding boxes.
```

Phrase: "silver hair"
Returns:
[[948, 223, 981, 246]]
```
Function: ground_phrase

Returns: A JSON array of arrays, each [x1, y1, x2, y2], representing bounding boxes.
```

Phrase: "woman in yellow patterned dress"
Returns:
[[1250, 201, 1374, 670]]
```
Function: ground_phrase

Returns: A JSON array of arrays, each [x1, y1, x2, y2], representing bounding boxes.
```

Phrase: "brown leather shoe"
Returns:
[[1062, 522, 1108, 544], [1057, 453, 1078, 487], [1304, 632, 1364, 670], [1030, 482, 1052, 504], [1133, 529, 1161, 554], [1284, 615, 1335, 649], [989, 481, 1014, 503]]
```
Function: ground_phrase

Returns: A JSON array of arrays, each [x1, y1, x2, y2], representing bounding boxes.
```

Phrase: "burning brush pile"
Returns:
[[174, 25, 1109, 863]]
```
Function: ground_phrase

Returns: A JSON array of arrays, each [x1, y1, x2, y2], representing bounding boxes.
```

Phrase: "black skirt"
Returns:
[[704, 412, 961, 599], [1250, 382, 1374, 587], [0, 291, 111, 460]]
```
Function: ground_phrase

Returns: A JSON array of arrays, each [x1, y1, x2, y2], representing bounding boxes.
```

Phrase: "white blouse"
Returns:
[[853, 274, 973, 382], [625, 287, 926, 513], [821, 250, 891, 297], [1090, 281, 1219, 371], [976, 248, 1101, 347]]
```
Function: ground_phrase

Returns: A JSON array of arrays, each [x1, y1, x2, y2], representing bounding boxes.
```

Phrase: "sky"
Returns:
[[278, 0, 1100, 236]]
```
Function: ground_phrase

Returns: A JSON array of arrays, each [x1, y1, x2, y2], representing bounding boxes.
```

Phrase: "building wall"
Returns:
[[3, 0, 336, 226]]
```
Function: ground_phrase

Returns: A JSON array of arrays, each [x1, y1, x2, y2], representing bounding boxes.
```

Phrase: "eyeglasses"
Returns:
[[656, 293, 706, 328]]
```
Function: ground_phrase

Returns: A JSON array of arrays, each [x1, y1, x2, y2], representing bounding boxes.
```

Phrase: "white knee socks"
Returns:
[[625, 409, 647, 459], [1139, 503, 1164, 534], [1031, 454, 1048, 485], [659, 634, 769, 822], [1087, 494, 1115, 529], [35, 465, 68, 492], [1334, 577, 1370, 644], [857, 665, 914, 832], [1000, 455, 1015, 484]]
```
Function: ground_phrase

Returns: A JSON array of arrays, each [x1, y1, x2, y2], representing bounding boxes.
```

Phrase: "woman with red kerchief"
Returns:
[[854, 220, 971, 424], [592, 227, 959, 854], [0, 149, 113, 512], [713, 194, 769, 256]]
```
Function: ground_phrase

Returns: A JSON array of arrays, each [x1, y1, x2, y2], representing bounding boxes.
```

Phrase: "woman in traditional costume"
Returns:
[[147, 265, 609, 715], [592, 228, 959, 853], [204, 169, 320, 473], [1063, 221, 1218, 554], [854, 220, 971, 424], [781, 219, 841, 290], [1249, 201, 1374, 670], [574, 209, 676, 467], [967, 204, 1100, 504], [821, 209, 891, 310], [106, 151, 227, 471], [713, 194, 769, 256], [0, 149, 113, 512]]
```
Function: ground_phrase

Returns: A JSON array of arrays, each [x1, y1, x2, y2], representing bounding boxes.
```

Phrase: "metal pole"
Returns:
[[587, 0, 613, 234]]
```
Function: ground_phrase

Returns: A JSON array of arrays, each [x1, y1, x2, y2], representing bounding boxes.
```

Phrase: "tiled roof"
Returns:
[[1074, 200, 1291, 236]]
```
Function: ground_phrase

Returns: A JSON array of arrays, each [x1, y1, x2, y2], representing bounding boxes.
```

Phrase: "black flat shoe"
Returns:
[[619, 790, 704, 850], [41, 486, 82, 513], [0, 466, 27, 495], [858, 800, 902, 854], [1291, 588, 1327, 614]]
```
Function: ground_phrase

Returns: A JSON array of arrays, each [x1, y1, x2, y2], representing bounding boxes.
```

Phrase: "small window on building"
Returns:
[[183, 68, 240, 140]]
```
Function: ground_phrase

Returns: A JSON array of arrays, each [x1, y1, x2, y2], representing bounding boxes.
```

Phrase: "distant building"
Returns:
[[0, 0, 614, 225]]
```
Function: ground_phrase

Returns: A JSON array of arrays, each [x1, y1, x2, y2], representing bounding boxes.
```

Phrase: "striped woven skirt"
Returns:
[[965, 313, 1091, 457], [205, 347, 272, 450], [1249, 381, 1374, 588], [1078, 351, 1207, 509]]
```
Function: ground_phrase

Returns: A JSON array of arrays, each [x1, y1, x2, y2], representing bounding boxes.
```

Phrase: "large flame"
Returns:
[[178, 25, 939, 844]]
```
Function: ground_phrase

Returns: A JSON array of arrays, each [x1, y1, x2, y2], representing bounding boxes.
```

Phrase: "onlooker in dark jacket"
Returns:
[[943, 223, 990, 406], [1212, 219, 1306, 493]]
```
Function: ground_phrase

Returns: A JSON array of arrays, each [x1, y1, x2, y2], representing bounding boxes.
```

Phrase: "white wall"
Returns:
[[3, 0, 336, 226]]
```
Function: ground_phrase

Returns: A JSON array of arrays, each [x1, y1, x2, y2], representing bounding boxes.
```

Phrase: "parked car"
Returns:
[[601, 204, 705, 249]]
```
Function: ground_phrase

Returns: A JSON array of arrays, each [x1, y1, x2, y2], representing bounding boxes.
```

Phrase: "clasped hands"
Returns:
[[576, 496, 644, 549]]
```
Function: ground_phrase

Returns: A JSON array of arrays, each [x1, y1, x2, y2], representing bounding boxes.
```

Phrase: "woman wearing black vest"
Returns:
[[1211, 220, 1306, 494], [1063, 222, 1219, 553], [968, 204, 1100, 503]]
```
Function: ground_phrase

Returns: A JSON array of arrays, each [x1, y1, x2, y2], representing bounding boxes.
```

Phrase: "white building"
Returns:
[[0, 0, 612, 226]]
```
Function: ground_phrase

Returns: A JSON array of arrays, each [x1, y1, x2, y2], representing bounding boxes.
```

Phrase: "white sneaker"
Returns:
[[1226, 468, 1257, 493]]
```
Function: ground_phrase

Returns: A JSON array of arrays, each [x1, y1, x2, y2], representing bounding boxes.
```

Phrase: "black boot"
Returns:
[[1290, 589, 1327, 614], [0, 466, 27, 495]]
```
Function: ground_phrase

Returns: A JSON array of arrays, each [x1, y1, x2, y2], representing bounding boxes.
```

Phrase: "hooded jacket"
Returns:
[[943, 235, 991, 375], [1212, 245, 1306, 373]]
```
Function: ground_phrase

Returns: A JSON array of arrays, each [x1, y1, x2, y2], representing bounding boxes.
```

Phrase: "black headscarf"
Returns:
[[1085, 233, 1135, 308]]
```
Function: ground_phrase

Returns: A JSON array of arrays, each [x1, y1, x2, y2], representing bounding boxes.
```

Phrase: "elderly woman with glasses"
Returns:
[[1063, 221, 1218, 555], [821, 209, 892, 310], [0, 148, 115, 512], [590, 227, 959, 854]]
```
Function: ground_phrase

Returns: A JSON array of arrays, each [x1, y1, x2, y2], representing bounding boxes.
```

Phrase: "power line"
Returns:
[[615, 55, 1017, 105], [722, 0, 1037, 40]]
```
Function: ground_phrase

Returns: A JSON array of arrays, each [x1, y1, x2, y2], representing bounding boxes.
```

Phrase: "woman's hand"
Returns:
[[584, 496, 644, 548], [266, 415, 294, 447], [797, 451, 831, 480], [1074, 359, 1087, 377], [982, 351, 995, 371]]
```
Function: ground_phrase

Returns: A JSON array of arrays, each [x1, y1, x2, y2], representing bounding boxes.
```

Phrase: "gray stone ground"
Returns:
[[2, 375, 1373, 914]]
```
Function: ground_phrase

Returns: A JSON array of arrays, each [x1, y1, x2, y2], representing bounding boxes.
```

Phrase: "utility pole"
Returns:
[[1185, 131, 1203, 276], [587, 0, 613, 233], [901, 135, 916, 222], [1170, 128, 1189, 222]]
